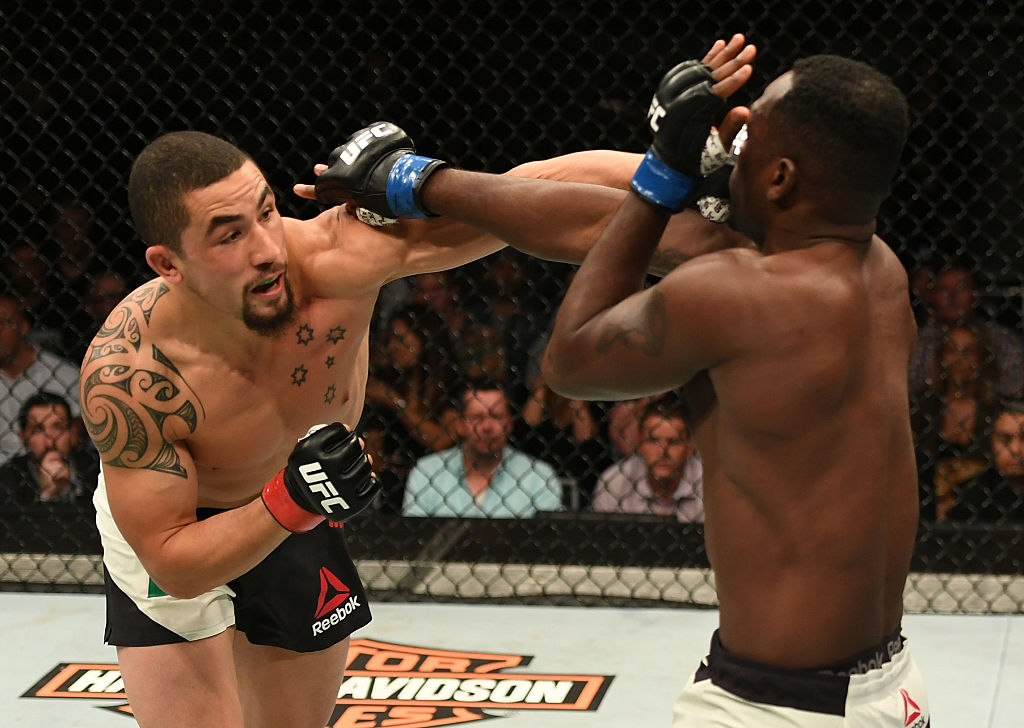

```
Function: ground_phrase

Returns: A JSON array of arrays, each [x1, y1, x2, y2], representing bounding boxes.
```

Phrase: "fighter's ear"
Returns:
[[145, 245, 183, 283], [765, 157, 797, 204]]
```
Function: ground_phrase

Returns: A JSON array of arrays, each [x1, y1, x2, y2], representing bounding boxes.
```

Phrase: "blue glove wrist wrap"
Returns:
[[630, 151, 697, 212], [387, 154, 440, 218]]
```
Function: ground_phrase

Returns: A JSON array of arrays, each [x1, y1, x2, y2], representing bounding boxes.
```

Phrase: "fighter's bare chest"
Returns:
[[182, 321, 367, 472]]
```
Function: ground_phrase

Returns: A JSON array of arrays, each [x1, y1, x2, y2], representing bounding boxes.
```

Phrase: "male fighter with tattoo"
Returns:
[[81, 35, 755, 728], [540, 53, 931, 726]]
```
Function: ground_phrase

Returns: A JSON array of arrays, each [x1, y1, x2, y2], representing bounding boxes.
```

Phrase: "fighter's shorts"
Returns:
[[94, 470, 372, 653], [673, 629, 930, 727]]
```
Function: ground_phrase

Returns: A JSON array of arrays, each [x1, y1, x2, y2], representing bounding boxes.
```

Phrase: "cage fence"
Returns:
[[1, 1, 1023, 612]]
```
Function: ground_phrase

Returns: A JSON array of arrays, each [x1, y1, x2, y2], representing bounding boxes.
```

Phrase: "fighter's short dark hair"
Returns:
[[128, 131, 251, 253], [772, 55, 909, 201]]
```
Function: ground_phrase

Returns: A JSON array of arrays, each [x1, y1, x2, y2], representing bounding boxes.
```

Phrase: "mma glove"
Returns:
[[262, 423, 381, 532], [631, 60, 724, 213], [314, 121, 447, 221]]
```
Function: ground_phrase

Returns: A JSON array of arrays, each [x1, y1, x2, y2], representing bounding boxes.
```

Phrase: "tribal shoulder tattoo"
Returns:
[[81, 282, 202, 478]]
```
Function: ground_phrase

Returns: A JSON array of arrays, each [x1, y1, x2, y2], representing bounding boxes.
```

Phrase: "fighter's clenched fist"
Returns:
[[262, 423, 380, 532]]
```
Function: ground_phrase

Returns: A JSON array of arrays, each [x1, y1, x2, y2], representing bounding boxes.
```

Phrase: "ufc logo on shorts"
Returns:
[[339, 122, 395, 165], [647, 97, 666, 132], [298, 461, 351, 513]]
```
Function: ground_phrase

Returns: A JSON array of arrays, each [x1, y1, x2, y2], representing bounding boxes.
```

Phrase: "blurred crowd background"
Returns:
[[2, 1, 1022, 610]]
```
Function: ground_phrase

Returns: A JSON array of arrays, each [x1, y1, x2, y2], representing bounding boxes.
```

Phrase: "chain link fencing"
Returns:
[[1, 1, 1022, 612]]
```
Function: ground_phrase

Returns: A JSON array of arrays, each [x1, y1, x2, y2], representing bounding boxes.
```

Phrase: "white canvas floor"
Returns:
[[1, 592, 1021, 726]]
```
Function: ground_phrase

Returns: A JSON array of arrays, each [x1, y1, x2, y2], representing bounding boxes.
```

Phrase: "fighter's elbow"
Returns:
[[144, 566, 205, 600], [541, 346, 587, 400], [161, 582, 204, 601]]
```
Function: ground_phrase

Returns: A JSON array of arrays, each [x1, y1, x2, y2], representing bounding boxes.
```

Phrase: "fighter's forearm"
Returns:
[[421, 159, 747, 276], [543, 193, 668, 384], [421, 168, 620, 266], [142, 500, 288, 599]]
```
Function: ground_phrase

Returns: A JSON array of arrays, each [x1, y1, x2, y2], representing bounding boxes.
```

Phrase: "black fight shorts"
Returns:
[[102, 508, 371, 653]]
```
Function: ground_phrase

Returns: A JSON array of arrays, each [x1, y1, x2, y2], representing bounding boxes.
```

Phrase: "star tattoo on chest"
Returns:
[[296, 324, 314, 345], [327, 326, 345, 344], [324, 384, 336, 404], [291, 365, 308, 386]]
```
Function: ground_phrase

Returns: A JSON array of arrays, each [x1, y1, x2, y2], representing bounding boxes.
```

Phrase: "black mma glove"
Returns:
[[631, 60, 723, 213], [262, 423, 380, 532], [314, 122, 448, 220]]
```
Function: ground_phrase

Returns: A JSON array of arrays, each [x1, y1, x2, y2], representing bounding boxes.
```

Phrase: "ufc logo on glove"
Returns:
[[647, 97, 667, 133], [299, 461, 351, 513], [339, 123, 396, 165]]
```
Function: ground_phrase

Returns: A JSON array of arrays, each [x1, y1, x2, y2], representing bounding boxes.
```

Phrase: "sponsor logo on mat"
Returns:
[[24, 638, 614, 726]]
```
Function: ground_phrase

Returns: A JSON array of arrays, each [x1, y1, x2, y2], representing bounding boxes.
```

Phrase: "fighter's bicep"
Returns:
[[102, 445, 202, 574], [544, 287, 711, 400]]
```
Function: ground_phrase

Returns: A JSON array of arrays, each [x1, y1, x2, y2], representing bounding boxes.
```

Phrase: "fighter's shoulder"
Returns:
[[660, 246, 766, 286], [80, 279, 172, 368], [79, 279, 201, 472]]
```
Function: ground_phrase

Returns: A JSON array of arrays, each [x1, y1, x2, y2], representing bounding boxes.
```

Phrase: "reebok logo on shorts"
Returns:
[[312, 566, 362, 636], [901, 688, 925, 727]]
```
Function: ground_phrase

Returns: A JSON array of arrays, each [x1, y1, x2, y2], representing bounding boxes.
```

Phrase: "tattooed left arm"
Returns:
[[541, 193, 748, 400]]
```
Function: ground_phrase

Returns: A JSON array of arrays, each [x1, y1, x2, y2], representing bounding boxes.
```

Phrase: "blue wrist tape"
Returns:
[[629, 151, 697, 212], [386, 154, 439, 218]]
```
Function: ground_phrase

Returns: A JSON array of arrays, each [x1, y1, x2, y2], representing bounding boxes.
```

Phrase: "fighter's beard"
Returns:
[[242, 275, 296, 337]]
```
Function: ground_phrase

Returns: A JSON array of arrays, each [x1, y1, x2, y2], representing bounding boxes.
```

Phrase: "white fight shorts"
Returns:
[[673, 630, 929, 727]]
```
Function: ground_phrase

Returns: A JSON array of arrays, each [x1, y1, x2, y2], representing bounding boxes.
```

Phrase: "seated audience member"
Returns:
[[1, 241, 64, 352], [403, 379, 563, 518], [0, 292, 82, 464], [605, 396, 654, 459], [945, 399, 1024, 523], [409, 270, 472, 338], [49, 192, 99, 296], [453, 309, 509, 384], [909, 260, 1023, 398], [0, 392, 98, 504], [63, 266, 131, 363], [591, 394, 704, 523], [912, 324, 1001, 520], [515, 371, 613, 509], [463, 250, 553, 389], [361, 303, 460, 513]]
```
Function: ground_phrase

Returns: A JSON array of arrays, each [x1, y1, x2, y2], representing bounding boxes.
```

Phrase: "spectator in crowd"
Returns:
[[49, 192, 99, 295], [361, 303, 460, 512], [403, 379, 563, 518], [453, 309, 509, 384], [0, 292, 81, 463], [515, 370, 612, 509], [605, 396, 655, 459], [0, 391, 98, 504], [909, 260, 1023, 398], [945, 399, 1024, 523], [906, 256, 937, 325], [464, 249, 554, 389], [409, 270, 471, 338], [63, 265, 131, 363], [0, 241, 64, 352], [913, 324, 1001, 520], [591, 395, 704, 522]]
